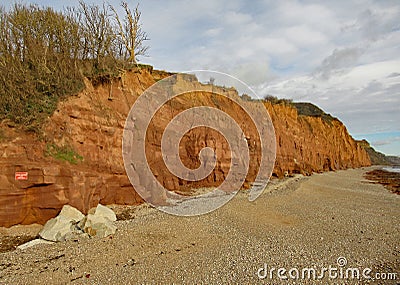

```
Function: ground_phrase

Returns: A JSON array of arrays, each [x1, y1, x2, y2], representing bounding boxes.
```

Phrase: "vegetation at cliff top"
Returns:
[[0, 2, 148, 131], [292, 102, 334, 122], [263, 95, 334, 123], [263, 95, 293, 105], [357, 139, 400, 165]]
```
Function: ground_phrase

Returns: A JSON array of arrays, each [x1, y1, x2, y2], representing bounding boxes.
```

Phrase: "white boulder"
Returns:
[[91, 204, 117, 222], [59, 204, 85, 222], [84, 214, 117, 238], [83, 204, 117, 238], [39, 205, 85, 242], [38, 204, 116, 242]]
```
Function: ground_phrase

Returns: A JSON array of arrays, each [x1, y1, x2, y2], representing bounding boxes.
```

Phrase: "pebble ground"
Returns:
[[0, 167, 399, 284]]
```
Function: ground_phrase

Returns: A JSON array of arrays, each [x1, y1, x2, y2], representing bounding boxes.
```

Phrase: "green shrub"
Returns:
[[0, 5, 85, 130], [263, 95, 293, 105], [0, 2, 149, 132], [292, 102, 334, 124], [45, 143, 83, 164]]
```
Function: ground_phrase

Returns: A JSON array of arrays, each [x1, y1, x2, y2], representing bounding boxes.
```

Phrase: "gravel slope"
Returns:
[[0, 167, 399, 284]]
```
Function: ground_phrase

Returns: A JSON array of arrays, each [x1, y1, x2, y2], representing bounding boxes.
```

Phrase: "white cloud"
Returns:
[[315, 47, 365, 79], [223, 10, 253, 26], [284, 25, 329, 48], [276, 1, 336, 31], [260, 59, 400, 135], [373, 137, 400, 146], [203, 27, 222, 38], [354, 7, 400, 41], [229, 60, 273, 87]]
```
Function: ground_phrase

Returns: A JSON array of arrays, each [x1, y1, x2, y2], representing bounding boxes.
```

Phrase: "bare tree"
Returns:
[[0, 2, 151, 129], [78, 0, 114, 68], [0, 4, 84, 128], [110, 2, 149, 64]]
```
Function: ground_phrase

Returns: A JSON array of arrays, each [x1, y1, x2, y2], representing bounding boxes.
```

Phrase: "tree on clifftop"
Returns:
[[110, 2, 149, 64], [77, 1, 115, 69], [0, 2, 150, 131]]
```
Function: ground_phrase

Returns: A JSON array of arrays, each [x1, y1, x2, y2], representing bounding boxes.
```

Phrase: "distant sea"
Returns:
[[383, 166, 400, 173]]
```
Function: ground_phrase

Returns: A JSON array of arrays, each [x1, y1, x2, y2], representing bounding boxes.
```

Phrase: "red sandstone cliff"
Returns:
[[0, 67, 371, 227], [264, 102, 370, 177]]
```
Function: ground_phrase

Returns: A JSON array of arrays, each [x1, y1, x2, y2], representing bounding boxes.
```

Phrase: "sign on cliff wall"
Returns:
[[15, 172, 28, 180]]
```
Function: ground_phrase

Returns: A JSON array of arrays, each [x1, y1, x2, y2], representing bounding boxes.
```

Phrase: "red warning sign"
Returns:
[[15, 172, 28, 180]]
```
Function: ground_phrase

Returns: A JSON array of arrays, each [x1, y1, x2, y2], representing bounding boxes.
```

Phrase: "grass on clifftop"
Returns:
[[292, 102, 335, 124], [263, 95, 335, 124], [263, 95, 294, 105]]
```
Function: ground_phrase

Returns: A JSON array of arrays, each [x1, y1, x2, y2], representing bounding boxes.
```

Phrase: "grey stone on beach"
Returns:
[[59, 205, 85, 222], [84, 214, 117, 238], [38, 215, 80, 242]]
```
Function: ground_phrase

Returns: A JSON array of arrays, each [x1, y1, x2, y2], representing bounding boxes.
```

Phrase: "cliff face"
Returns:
[[0, 69, 154, 227], [264, 102, 370, 177], [0, 68, 371, 227], [357, 139, 400, 165]]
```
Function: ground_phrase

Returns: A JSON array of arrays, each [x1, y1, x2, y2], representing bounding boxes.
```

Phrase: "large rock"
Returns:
[[83, 204, 117, 238], [84, 214, 117, 238], [39, 205, 84, 242], [39, 204, 117, 241], [59, 204, 85, 222], [39, 216, 79, 242], [88, 204, 117, 222]]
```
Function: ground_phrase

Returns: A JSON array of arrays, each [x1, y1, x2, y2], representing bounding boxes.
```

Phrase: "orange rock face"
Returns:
[[0, 68, 371, 227], [264, 102, 371, 177]]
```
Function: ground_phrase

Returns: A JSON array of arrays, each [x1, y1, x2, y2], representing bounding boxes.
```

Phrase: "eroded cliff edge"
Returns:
[[0, 67, 371, 227], [265, 102, 370, 177]]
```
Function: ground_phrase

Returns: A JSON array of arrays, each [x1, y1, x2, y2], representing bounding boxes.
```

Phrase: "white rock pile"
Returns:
[[17, 204, 117, 250], [82, 204, 117, 239], [38, 205, 85, 242], [38, 204, 117, 242]]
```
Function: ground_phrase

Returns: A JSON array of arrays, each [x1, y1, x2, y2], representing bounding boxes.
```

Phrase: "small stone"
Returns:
[[127, 259, 135, 266]]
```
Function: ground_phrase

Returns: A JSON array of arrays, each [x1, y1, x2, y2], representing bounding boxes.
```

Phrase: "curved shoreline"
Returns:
[[365, 167, 400, 194]]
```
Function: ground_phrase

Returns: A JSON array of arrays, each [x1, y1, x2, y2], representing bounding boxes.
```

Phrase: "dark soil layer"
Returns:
[[0, 235, 36, 253], [365, 169, 400, 194]]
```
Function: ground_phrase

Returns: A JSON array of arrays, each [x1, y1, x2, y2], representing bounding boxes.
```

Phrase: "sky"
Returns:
[[4, 0, 400, 156]]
